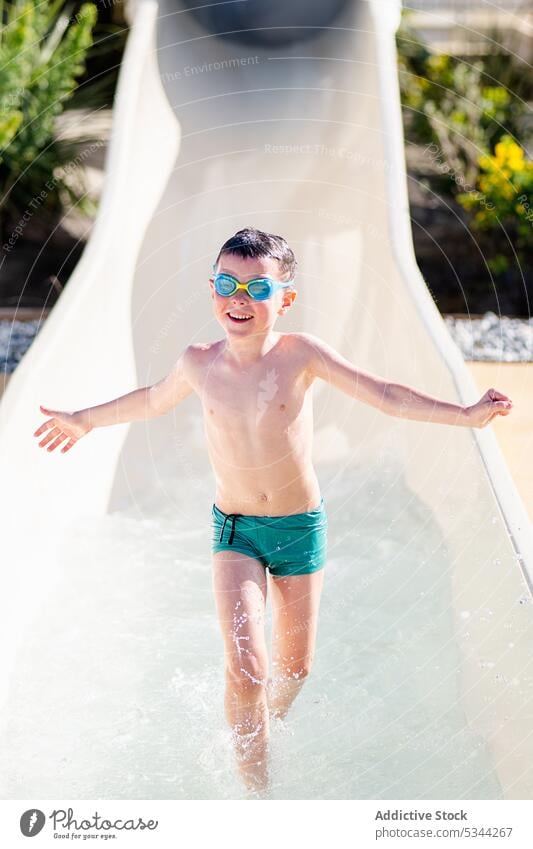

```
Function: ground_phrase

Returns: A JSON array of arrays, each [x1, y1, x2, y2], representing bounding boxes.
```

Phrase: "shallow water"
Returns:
[[1, 451, 522, 800]]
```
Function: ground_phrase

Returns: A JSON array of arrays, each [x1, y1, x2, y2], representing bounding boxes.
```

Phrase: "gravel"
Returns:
[[1, 312, 532, 373], [0, 319, 45, 374], [443, 313, 533, 362]]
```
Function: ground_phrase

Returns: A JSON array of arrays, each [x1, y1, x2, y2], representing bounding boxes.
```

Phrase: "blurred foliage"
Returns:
[[396, 9, 532, 278], [458, 135, 533, 274], [0, 1, 100, 237], [67, 0, 127, 112]]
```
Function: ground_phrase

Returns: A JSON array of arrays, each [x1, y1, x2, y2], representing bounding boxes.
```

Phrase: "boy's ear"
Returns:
[[279, 289, 297, 312]]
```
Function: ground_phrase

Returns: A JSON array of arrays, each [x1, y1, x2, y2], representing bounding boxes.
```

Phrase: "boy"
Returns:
[[34, 227, 513, 793]]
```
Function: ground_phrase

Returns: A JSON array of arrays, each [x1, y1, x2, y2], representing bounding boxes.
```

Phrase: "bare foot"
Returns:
[[238, 756, 271, 793]]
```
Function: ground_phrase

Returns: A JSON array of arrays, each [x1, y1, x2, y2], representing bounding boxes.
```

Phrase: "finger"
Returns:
[[47, 434, 69, 452], [61, 439, 76, 453], [488, 389, 510, 402], [487, 400, 511, 410], [34, 419, 56, 437], [38, 427, 60, 447], [488, 408, 510, 421]]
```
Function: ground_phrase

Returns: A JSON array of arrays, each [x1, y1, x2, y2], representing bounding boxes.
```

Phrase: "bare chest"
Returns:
[[200, 362, 310, 435]]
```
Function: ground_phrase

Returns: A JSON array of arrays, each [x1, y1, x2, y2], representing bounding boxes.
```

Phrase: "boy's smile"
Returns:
[[226, 310, 253, 323]]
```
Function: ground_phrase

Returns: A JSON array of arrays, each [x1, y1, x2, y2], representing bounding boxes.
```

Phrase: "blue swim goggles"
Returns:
[[211, 263, 294, 301]]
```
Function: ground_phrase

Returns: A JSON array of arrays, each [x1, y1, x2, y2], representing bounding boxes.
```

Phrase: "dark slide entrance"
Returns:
[[187, 0, 352, 46]]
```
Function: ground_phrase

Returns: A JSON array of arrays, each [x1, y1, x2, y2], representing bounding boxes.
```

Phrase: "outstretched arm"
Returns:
[[299, 333, 513, 428], [34, 346, 195, 453]]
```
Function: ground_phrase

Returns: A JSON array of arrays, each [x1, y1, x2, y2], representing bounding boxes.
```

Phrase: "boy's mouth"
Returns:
[[226, 311, 254, 323]]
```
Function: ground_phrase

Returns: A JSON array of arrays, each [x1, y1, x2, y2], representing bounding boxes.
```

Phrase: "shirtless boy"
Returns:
[[34, 226, 513, 793]]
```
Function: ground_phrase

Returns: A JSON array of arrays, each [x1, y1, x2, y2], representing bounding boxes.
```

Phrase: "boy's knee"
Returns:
[[274, 656, 313, 681], [226, 655, 268, 693]]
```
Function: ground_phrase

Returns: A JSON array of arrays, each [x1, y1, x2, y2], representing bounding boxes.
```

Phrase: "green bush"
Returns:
[[0, 0, 98, 241], [457, 134, 533, 274], [396, 10, 532, 278]]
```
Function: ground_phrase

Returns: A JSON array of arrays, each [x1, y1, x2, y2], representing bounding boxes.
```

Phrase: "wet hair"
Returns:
[[213, 227, 297, 284]]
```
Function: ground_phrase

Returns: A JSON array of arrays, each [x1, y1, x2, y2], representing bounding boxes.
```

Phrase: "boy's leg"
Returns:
[[267, 569, 325, 720], [212, 549, 270, 791]]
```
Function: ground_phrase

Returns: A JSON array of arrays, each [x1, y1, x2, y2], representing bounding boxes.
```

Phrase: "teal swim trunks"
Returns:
[[211, 498, 328, 577]]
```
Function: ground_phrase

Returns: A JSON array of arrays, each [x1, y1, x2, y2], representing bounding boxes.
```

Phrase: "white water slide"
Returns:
[[0, 0, 532, 800]]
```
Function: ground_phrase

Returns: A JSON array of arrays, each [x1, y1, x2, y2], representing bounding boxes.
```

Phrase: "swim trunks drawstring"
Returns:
[[219, 513, 243, 545]]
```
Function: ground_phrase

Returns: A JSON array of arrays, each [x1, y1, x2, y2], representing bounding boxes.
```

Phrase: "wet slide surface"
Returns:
[[0, 0, 532, 799]]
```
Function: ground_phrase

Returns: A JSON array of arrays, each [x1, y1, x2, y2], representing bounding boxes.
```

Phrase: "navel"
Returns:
[[279, 403, 286, 411]]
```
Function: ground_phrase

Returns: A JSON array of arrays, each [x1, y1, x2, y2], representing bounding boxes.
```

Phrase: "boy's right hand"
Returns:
[[34, 405, 93, 454]]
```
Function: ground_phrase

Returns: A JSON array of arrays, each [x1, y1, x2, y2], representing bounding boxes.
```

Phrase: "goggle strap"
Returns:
[[213, 271, 294, 287]]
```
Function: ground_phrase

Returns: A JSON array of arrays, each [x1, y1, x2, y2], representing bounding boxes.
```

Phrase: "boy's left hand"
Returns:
[[467, 388, 513, 428]]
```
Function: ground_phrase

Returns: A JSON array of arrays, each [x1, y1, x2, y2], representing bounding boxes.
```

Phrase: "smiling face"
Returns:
[[209, 253, 297, 337]]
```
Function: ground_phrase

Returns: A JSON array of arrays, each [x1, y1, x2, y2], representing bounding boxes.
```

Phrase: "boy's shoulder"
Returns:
[[279, 332, 328, 380], [185, 339, 224, 360], [282, 332, 336, 379], [286, 331, 322, 347], [178, 340, 224, 381], [283, 331, 325, 358]]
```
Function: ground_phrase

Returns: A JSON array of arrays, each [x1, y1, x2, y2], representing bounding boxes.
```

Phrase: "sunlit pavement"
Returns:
[[467, 362, 533, 523]]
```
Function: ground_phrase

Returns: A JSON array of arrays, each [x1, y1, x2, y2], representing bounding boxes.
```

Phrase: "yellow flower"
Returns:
[[493, 137, 524, 171], [508, 151, 524, 171]]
